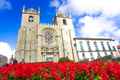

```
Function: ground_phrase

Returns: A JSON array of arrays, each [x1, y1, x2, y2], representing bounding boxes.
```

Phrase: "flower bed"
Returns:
[[0, 60, 120, 80]]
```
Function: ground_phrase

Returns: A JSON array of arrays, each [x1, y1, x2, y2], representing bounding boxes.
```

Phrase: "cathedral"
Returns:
[[15, 7, 119, 63], [15, 7, 76, 62]]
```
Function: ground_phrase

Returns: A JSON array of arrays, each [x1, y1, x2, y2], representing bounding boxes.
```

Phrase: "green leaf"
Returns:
[[94, 75, 100, 80], [8, 75, 14, 80], [32, 75, 43, 80]]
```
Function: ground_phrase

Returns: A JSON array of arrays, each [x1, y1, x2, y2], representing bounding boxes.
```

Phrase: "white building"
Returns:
[[0, 55, 8, 66], [74, 38, 119, 61]]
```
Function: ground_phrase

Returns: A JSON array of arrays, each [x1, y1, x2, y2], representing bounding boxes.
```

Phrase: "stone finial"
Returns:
[[22, 5, 25, 13], [38, 7, 40, 14]]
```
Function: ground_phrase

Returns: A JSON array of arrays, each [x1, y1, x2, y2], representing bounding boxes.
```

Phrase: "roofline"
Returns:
[[73, 37, 114, 41], [22, 12, 39, 15], [0, 55, 8, 58]]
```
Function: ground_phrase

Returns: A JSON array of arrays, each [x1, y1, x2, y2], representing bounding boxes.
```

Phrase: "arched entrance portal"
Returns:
[[41, 47, 59, 62]]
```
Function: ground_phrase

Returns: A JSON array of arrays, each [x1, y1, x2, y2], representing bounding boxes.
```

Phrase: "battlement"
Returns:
[[22, 7, 40, 15]]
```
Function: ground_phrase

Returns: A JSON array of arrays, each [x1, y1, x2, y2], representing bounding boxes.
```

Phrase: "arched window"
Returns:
[[28, 16, 34, 22], [63, 19, 67, 25]]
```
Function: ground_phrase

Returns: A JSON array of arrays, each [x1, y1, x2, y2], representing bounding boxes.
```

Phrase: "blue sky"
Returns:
[[0, 0, 120, 58], [0, 0, 57, 49]]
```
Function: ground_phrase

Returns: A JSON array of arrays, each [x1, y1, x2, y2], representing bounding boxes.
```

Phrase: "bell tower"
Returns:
[[15, 7, 40, 63], [54, 12, 76, 61], [21, 7, 40, 26]]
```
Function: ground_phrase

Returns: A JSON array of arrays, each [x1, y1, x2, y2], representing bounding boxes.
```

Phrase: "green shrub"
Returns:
[[75, 71, 89, 80], [32, 75, 43, 80], [58, 57, 73, 62], [8, 75, 14, 80]]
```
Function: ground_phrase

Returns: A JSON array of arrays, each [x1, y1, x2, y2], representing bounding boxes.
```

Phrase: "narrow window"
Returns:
[[107, 42, 112, 51], [80, 41, 84, 51], [94, 42, 99, 51], [101, 42, 106, 51], [28, 16, 34, 22], [63, 19, 67, 25]]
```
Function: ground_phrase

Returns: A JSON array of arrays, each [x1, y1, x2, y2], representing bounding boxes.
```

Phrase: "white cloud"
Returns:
[[58, 4, 68, 14], [50, 0, 60, 8], [0, 42, 15, 60], [0, 0, 12, 10], [79, 16, 119, 38], [112, 29, 120, 39], [59, 0, 120, 17], [55, 0, 120, 40]]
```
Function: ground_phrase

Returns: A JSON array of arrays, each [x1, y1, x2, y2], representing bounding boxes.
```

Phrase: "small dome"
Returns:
[[57, 12, 64, 17], [56, 12, 70, 18]]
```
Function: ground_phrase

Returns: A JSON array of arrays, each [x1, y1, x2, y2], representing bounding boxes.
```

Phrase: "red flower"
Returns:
[[0, 61, 120, 80]]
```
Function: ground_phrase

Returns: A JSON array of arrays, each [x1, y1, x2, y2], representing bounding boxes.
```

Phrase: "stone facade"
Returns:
[[15, 8, 75, 62]]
